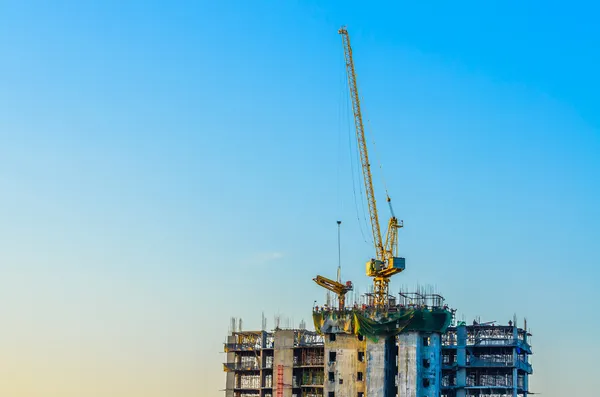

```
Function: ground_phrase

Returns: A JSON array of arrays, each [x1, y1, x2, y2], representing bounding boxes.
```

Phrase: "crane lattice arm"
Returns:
[[313, 275, 353, 311]]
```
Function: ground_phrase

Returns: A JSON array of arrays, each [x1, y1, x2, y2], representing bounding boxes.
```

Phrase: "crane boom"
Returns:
[[339, 26, 405, 309], [313, 275, 353, 311], [339, 28, 385, 262]]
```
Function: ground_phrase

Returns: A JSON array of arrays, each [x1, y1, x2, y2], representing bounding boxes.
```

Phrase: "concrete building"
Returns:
[[224, 329, 325, 397], [441, 322, 532, 397], [324, 333, 367, 397], [223, 298, 533, 397]]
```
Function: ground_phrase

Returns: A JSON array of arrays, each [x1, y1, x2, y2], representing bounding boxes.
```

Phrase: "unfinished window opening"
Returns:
[[358, 351, 365, 362], [357, 372, 364, 381], [328, 372, 335, 382], [329, 333, 336, 342], [329, 351, 337, 362], [423, 336, 430, 346], [423, 358, 431, 368], [339, 378, 343, 384], [358, 393, 364, 397], [357, 334, 364, 341], [328, 392, 335, 397]]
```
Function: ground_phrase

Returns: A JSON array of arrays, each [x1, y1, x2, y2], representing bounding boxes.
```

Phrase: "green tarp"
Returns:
[[313, 308, 452, 341]]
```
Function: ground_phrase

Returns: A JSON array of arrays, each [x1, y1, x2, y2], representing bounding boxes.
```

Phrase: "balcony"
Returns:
[[467, 357, 533, 374], [467, 338, 532, 353], [515, 359, 533, 374], [301, 373, 324, 387]]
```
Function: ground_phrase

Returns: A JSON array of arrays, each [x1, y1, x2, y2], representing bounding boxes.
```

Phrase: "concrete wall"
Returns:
[[273, 330, 294, 397], [366, 336, 395, 397], [225, 335, 235, 397], [456, 326, 467, 397], [398, 332, 442, 397], [422, 333, 441, 396], [397, 332, 418, 397], [324, 333, 366, 397]]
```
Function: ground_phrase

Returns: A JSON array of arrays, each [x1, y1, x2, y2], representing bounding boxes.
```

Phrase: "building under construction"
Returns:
[[223, 327, 325, 397], [223, 297, 533, 397], [441, 321, 533, 397], [223, 26, 533, 397]]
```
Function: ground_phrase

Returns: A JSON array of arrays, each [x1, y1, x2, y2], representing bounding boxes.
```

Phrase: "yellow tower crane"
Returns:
[[339, 26, 405, 309]]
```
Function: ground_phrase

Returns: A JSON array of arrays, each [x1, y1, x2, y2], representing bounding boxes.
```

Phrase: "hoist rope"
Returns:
[[342, 63, 369, 245]]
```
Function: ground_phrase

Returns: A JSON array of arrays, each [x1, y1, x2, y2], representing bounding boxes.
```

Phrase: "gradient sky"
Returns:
[[1, 1, 599, 396]]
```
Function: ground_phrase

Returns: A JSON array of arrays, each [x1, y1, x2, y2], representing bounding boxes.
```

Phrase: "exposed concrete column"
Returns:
[[274, 330, 294, 397], [367, 336, 395, 397], [398, 332, 442, 397], [323, 333, 366, 397], [523, 330, 529, 395], [397, 333, 417, 397], [512, 368, 518, 397], [425, 333, 442, 396], [512, 326, 519, 397], [225, 335, 235, 397], [456, 326, 467, 397]]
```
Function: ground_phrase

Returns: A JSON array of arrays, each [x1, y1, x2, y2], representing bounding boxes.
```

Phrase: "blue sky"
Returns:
[[1, 1, 599, 396]]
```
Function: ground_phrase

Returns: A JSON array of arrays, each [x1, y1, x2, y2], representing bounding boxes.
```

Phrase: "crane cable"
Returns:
[[352, 114, 372, 244], [341, 59, 369, 245], [336, 59, 344, 221], [364, 110, 396, 218], [337, 59, 369, 244], [337, 220, 342, 283]]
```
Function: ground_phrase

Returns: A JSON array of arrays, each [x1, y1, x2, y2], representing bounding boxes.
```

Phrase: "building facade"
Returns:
[[224, 329, 325, 397], [441, 323, 532, 397], [223, 321, 532, 397]]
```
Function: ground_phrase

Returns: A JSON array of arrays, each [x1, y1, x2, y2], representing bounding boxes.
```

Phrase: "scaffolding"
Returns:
[[466, 326, 530, 352], [263, 355, 274, 369], [301, 388, 324, 397], [294, 330, 324, 347], [467, 370, 513, 387], [263, 373, 273, 388], [236, 374, 260, 389], [224, 331, 266, 352], [301, 369, 324, 386], [299, 348, 324, 366], [398, 292, 445, 308]]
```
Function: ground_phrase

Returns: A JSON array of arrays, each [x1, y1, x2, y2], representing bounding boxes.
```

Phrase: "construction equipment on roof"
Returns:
[[338, 26, 405, 309], [313, 275, 353, 311]]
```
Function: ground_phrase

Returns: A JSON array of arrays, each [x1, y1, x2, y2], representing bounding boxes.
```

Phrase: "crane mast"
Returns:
[[339, 27, 405, 309]]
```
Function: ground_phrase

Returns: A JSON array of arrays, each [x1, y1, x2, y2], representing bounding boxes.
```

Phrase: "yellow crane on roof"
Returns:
[[313, 275, 353, 311], [338, 26, 405, 309]]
